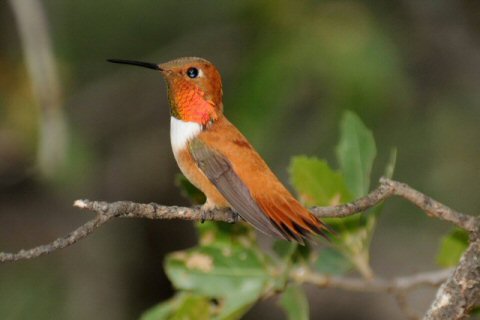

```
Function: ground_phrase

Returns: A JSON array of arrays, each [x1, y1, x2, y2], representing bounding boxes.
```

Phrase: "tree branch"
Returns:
[[290, 267, 455, 320], [310, 178, 478, 232], [1, 178, 478, 263], [0, 211, 112, 262], [291, 267, 453, 293], [424, 238, 480, 319], [1, 178, 479, 319]]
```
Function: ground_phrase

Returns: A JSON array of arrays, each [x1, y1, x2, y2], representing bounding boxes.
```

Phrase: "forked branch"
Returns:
[[0, 178, 479, 319]]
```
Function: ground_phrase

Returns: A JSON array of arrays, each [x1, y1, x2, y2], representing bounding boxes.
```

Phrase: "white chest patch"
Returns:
[[170, 117, 202, 155]]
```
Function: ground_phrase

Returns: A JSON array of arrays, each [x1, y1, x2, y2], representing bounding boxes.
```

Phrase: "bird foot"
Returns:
[[200, 201, 217, 223], [229, 211, 239, 224], [200, 201, 238, 224]]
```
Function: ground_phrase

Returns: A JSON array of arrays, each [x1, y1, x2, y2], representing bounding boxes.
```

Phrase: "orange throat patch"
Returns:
[[172, 82, 218, 125]]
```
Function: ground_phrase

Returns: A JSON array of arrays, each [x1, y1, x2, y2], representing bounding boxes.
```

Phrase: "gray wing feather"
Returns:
[[189, 138, 286, 239]]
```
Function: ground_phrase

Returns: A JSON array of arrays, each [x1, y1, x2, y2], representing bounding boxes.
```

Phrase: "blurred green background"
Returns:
[[0, 1, 479, 319]]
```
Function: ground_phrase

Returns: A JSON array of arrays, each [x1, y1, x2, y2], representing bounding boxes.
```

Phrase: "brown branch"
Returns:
[[0, 212, 112, 262], [291, 267, 453, 293], [310, 178, 478, 232], [73, 199, 238, 223], [379, 179, 478, 233], [1, 178, 479, 319], [424, 238, 480, 319], [291, 267, 454, 320], [1, 178, 478, 263]]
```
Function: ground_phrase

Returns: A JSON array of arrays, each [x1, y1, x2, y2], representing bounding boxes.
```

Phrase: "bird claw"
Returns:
[[229, 211, 239, 224], [200, 200, 217, 223], [201, 211, 207, 224]]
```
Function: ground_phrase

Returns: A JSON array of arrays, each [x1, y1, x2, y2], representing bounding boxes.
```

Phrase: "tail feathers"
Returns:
[[256, 195, 330, 244]]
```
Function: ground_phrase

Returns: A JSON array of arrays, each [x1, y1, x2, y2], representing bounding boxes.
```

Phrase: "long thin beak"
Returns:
[[107, 59, 162, 71]]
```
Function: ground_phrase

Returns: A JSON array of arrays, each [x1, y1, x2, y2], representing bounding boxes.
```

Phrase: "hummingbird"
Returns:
[[108, 57, 329, 244]]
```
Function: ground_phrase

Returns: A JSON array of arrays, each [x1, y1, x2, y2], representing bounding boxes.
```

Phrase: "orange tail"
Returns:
[[257, 194, 329, 244]]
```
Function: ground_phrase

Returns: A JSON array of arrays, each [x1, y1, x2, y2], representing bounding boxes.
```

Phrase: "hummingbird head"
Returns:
[[108, 57, 223, 125]]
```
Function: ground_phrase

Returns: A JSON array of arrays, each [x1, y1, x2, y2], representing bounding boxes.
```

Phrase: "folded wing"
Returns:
[[189, 136, 328, 243]]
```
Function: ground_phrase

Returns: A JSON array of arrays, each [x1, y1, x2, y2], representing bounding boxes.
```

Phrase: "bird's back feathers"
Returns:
[[188, 116, 328, 243]]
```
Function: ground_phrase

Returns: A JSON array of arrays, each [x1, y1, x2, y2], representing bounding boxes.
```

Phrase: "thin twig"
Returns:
[[291, 267, 454, 320], [310, 178, 478, 232], [291, 267, 453, 293], [379, 178, 478, 233], [0, 213, 112, 262]]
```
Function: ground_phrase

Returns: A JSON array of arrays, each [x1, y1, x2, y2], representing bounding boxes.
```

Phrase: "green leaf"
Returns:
[[272, 241, 298, 261], [279, 285, 309, 320], [289, 156, 352, 207], [322, 212, 375, 279], [437, 228, 469, 267], [288, 154, 374, 278], [471, 306, 480, 316], [336, 111, 377, 198], [315, 247, 352, 275], [140, 293, 213, 320], [325, 111, 378, 278], [272, 241, 311, 263], [140, 298, 174, 320], [171, 295, 213, 320], [196, 220, 256, 248], [165, 243, 270, 319]]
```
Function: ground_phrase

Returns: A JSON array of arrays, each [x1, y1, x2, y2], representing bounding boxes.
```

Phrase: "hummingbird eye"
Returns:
[[186, 67, 199, 79]]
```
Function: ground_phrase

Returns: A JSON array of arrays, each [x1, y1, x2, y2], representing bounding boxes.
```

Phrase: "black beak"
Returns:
[[107, 59, 162, 71]]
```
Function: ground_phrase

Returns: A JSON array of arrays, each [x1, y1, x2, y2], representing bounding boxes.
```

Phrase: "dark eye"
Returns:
[[186, 67, 199, 78]]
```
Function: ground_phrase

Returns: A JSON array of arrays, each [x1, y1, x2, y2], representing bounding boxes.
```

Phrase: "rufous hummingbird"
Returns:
[[108, 57, 328, 243]]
